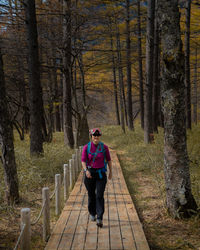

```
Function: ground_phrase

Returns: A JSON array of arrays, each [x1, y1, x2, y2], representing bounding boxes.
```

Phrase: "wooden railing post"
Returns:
[[55, 174, 61, 215], [72, 154, 76, 181], [69, 159, 73, 190], [73, 131, 78, 149], [75, 149, 79, 174], [21, 208, 31, 250], [42, 187, 50, 242], [63, 164, 69, 201], [79, 146, 83, 171]]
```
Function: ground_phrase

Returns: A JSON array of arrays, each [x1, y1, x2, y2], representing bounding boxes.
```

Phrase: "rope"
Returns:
[[50, 187, 56, 200], [31, 198, 46, 226], [50, 175, 64, 200], [13, 223, 26, 250]]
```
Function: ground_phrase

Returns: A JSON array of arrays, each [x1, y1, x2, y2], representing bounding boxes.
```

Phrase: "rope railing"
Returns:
[[31, 199, 46, 226], [13, 144, 83, 250], [13, 224, 26, 250]]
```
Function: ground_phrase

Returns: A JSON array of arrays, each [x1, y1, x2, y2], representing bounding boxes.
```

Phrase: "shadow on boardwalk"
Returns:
[[45, 151, 149, 250]]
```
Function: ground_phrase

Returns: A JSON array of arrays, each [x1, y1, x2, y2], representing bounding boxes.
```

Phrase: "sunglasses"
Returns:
[[92, 134, 100, 137]]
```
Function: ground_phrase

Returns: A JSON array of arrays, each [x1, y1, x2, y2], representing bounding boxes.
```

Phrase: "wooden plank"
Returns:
[[45, 173, 83, 250], [113, 174, 137, 249], [58, 180, 86, 249], [113, 152, 150, 250], [108, 177, 123, 250], [84, 198, 98, 250], [97, 185, 110, 250], [71, 187, 88, 250]]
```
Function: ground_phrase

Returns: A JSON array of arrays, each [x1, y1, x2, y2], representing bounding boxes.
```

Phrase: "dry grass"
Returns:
[[103, 123, 200, 250], [0, 132, 73, 250]]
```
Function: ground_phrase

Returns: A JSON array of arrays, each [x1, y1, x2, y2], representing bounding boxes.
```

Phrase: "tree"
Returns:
[[24, 0, 45, 155], [185, 0, 192, 129], [158, 0, 197, 218], [152, 0, 159, 133], [144, 0, 155, 143], [137, 0, 144, 129], [116, 24, 125, 133], [63, 0, 74, 148], [193, 47, 198, 125], [125, 0, 133, 130], [0, 46, 19, 204]]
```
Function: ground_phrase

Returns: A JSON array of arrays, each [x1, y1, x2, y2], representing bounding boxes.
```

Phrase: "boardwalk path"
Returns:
[[45, 150, 149, 250]]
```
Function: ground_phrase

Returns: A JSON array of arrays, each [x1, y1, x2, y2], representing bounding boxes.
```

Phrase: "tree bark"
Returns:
[[144, 0, 155, 143], [193, 47, 198, 125], [24, 0, 45, 155], [137, 0, 144, 129], [0, 47, 19, 204], [126, 0, 133, 130], [152, 0, 159, 133], [185, 0, 192, 129], [109, 23, 120, 126], [63, 0, 74, 148], [116, 26, 125, 133], [158, 0, 197, 218]]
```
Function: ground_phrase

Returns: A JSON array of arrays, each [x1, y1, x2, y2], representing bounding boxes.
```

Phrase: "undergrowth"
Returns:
[[0, 132, 73, 249], [103, 122, 200, 249]]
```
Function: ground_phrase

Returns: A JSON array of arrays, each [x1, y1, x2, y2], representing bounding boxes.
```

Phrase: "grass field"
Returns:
[[0, 123, 200, 249]]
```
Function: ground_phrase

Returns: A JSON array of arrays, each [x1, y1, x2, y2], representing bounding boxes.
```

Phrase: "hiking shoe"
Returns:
[[90, 215, 96, 221], [96, 219, 103, 228]]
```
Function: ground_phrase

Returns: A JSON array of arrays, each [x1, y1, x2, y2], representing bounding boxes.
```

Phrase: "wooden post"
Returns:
[[73, 131, 78, 148], [55, 174, 61, 215], [21, 208, 31, 250], [42, 187, 50, 242], [69, 159, 73, 190], [75, 149, 79, 174], [63, 164, 69, 201], [72, 154, 76, 180], [79, 146, 83, 171]]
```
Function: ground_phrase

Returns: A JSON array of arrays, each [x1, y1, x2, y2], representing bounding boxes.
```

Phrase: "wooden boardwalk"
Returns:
[[45, 151, 149, 250]]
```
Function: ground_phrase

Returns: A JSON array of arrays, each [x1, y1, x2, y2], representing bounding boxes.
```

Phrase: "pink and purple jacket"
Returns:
[[81, 142, 111, 169]]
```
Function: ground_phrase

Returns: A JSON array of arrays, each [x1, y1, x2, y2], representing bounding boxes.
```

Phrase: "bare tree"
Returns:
[[109, 19, 120, 125], [144, 0, 155, 143], [63, 0, 74, 148], [193, 47, 198, 125], [158, 0, 197, 218], [185, 0, 192, 129], [116, 25, 125, 133], [0, 46, 19, 204], [24, 0, 45, 155], [137, 0, 144, 129], [125, 0, 133, 130]]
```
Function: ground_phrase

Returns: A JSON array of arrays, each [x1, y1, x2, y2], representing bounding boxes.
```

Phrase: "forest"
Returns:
[[0, 0, 200, 249]]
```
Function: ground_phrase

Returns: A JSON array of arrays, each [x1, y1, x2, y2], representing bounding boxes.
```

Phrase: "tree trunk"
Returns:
[[193, 47, 198, 125], [24, 0, 44, 155], [63, 0, 74, 148], [137, 0, 144, 129], [152, 0, 159, 133], [185, 0, 192, 129], [0, 47, 20, 204], [144, 0, 155, 143], [109, 25, 120, 126], [52, 55, 61, 132], [158, 0, 197, 218], [126, 0, 133, 131], [116, 27, 125, 133]]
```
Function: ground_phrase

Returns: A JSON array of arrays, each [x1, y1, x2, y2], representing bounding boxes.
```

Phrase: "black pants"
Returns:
[[84, 171, 107, 220]]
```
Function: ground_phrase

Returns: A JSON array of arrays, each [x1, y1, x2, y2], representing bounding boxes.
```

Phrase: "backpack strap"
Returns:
[[87, 142, 108, 174]]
